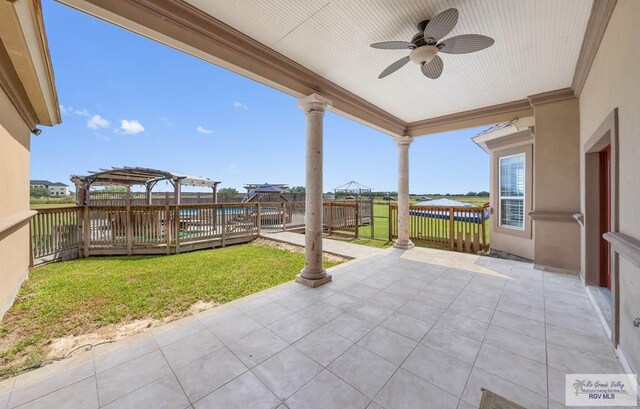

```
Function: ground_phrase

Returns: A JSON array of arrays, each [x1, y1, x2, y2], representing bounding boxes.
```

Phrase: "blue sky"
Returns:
[[32, 0, 489, 194]]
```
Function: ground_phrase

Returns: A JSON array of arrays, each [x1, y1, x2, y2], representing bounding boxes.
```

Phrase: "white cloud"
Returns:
[[87, 114, 110, 130], [61, 104, 91, 117], [196, 126, 213, 134], [233, 101, 248, 110], [119, 119, 145, 134]]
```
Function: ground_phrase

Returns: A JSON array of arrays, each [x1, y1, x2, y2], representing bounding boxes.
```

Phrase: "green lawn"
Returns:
[[358, 202, 391, 241], [347, 197, 491, 249], [30, 197, 77, 209], [0, 242, 340, 379]]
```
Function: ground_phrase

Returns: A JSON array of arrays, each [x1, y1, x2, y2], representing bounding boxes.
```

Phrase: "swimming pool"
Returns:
[[179, 208, 247, 216]]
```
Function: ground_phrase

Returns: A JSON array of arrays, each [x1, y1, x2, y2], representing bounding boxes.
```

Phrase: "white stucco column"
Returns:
[[296, 93, 332, 287], [394, 136, 415, 249]]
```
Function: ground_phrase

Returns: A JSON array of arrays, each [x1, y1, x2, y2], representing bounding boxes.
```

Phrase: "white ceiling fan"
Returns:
[[371, 8, 495, 79]]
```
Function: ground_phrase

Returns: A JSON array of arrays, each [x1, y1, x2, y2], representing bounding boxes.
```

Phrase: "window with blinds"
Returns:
[[499, 153, 525, 230]]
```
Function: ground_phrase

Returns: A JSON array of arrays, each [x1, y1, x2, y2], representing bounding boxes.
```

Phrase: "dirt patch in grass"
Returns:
[[47, 318, 160, 359], [251, 238, 350, 263], [323, 234, 393, 249], [187, 300, 219, 314]]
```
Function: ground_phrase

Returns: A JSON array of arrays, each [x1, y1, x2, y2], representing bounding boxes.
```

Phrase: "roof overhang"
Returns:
[[55, 0, 616, 137], [0, 0, 61, 128], [472, 117, 535, 154]]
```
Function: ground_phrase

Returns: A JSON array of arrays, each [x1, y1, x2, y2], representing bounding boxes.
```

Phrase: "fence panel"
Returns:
[[130, 206, 170, 246], [389, 204, 488, 252], [30, 200, 373, 265], [323, 202, 357, 233], [223, 204, 259, 238], [88, 191, 221, 206], [284, 202, 306, 230], [87, 206, 128, 247], [257, 202, 286, 231], [30, 207, 81, 262], [173, 204, 221, 243]]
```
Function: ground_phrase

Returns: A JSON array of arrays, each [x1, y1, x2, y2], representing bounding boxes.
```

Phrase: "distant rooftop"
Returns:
[[244, 183, 289, 191], [30, 180, 68, 187]]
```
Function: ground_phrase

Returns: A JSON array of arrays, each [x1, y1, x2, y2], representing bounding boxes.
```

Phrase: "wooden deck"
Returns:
[[30, 201, 371, 265]]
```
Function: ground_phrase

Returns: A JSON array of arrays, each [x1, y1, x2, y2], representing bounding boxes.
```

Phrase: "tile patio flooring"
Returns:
[[0, 246, 637, 409]]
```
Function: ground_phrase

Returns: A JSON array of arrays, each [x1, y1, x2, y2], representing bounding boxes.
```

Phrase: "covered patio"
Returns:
[[48, 0, 613, 289], [0, 243, 629, 409]]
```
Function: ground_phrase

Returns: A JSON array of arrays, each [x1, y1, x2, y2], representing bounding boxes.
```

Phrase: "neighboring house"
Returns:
[[30, 180, 69, 196]]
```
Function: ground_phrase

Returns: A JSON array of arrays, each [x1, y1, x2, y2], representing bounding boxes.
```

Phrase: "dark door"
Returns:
[[599, 145, 611, 288]]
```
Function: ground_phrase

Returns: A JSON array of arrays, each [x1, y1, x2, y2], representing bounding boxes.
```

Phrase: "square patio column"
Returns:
[[394, 136, 415, 249], [296, 94, 332, 288]]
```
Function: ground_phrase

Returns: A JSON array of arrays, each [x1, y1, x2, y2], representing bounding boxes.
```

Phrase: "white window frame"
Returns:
[[498, 153, 526, 231]]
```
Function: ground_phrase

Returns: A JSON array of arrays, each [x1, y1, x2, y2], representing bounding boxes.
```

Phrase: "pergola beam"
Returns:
[[70, 166, 221, 205]]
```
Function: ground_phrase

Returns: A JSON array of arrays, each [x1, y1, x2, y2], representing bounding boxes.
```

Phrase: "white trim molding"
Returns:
[[529, 211, 581, 223], [572, 0, 619, 97], [604, 232, 640, 270], [0, 210, 37, 237], [0, 0, 61, 126]]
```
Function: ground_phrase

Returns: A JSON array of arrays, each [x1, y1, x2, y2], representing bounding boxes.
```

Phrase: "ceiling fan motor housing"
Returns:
[[409, 45, 438, 65], [371, 9, 495, 79]]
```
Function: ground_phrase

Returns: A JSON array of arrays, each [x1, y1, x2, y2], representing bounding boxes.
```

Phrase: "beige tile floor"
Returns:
[[0, 246, 637, 409]]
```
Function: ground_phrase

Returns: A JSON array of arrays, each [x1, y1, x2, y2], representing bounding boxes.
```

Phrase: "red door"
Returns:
[[599, 145, 611, 288]]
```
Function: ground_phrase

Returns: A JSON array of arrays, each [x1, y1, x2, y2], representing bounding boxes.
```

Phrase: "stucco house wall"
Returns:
[[0, 86, 32, 318], [531, 98, 581, 274], [0, 0, 60, 318], [578, 0, 640, 376]]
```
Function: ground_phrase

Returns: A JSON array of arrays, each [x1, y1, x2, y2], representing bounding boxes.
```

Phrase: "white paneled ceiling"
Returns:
[[185, 0, 592, 123]]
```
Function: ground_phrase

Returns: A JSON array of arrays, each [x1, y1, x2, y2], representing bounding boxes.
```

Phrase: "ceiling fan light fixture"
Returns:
[[371, 8, 494, 80], [409, 45, 438, 65]]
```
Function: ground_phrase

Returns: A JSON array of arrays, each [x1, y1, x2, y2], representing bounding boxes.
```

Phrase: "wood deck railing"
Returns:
[[389, 204, 488, 253], [31, 206, 82, 262], [85, 191, 309, 206], [30, 201, 369, 265]]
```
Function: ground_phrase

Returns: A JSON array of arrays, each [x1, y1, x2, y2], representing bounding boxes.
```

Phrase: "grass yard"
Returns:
[[358, 202, 391, 241], [0, 242, 340, 379], [30, 203, 77, 209], [30, 197, 77, 209]]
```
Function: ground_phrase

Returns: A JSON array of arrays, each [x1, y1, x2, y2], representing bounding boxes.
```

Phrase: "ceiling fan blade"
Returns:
[[421, 55, 443, 79], [371, 41, 414, 50], [423, 8, 458, 43], [378, 56, 411, 79], [439, 34, 495, 54]]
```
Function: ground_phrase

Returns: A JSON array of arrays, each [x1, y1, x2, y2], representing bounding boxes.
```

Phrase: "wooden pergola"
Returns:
[[71, 166, 221, 205]]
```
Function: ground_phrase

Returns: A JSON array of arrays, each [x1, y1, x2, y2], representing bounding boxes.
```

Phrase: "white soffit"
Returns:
[[472, 116, 534, 153], [185, 0, 592, 123]]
